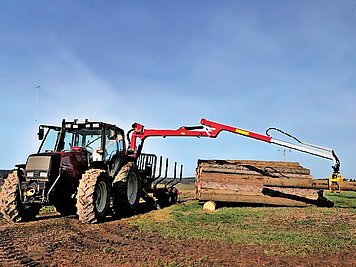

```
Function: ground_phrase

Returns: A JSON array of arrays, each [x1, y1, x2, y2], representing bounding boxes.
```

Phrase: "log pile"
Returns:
[[196, 160, 355, 207]]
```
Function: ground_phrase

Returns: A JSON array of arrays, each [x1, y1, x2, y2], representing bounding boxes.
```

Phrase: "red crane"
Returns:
[[128, 118, 342, 182]]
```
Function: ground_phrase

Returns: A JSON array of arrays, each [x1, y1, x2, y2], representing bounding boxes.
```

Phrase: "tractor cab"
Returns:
[[58, 120, 125, 164], [37, 119, 126, 166]]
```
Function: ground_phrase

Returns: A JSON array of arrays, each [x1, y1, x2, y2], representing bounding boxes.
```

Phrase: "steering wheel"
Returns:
[[85, 144, 93, 152]]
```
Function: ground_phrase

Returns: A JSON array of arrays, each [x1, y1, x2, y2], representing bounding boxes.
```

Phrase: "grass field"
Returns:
[[2, 180, 356, 259], [130, 188, 356, 257], [325, 191, 356, 208], [0, 182, 355, 265]]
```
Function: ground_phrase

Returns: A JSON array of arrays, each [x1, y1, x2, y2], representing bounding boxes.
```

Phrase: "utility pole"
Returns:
[[35, 85, 40, 122], [278, 148, 291, 161]]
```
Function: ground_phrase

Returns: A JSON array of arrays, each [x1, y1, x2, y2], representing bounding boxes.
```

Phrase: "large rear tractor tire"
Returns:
[[76, 169, 112, 224], [1, 171, 40, 222], [113, 162, 141, 217]]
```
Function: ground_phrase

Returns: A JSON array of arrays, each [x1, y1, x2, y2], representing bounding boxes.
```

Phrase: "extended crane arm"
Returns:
[[128, 118, 340, 174]]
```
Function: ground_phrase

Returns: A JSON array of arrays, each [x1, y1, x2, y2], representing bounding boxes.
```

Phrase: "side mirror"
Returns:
[[38, 127, 44, 140], [108, 129, 117, 140]]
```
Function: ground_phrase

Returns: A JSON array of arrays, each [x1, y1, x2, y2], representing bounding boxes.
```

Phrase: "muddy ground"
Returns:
[[0, 206, 355, 267]]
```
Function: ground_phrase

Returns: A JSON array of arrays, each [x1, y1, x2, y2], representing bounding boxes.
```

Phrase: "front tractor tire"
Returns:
[[1, 171, 40, 222], [76, 169, 112, 224], [113, 162, 141, 217]]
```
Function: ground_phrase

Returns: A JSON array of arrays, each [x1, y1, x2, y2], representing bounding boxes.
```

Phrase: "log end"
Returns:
[[203, 201, 217, 212]]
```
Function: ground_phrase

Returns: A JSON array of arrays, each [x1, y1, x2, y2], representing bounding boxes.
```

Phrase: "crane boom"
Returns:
[[128, 118, 341, 175]]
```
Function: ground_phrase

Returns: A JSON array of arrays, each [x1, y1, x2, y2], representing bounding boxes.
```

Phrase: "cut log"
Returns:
[[203, 201, 216, 212]]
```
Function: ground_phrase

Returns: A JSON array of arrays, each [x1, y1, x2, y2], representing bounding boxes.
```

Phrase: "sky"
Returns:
[[0, 1, 355, 179]]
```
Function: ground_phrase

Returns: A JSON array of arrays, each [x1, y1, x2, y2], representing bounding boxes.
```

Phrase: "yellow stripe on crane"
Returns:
[[235, 129, 249, 136]]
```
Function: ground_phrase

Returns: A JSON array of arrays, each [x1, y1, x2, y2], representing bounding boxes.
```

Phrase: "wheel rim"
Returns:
[[127, 172, 138, 205], [95, 180, 108, 213]]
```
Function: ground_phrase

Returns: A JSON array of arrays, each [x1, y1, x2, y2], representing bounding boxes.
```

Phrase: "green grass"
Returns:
[[325, 191, 356, 208], [130, 193, 356, 257], [39, 205, 57, 214]]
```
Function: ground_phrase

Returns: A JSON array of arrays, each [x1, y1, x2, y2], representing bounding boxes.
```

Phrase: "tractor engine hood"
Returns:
[[25, 153, 61, 181]]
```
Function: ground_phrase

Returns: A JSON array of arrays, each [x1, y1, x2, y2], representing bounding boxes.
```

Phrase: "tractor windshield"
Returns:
[[62, 129, 102, 152], [38, 128, 60, 153]]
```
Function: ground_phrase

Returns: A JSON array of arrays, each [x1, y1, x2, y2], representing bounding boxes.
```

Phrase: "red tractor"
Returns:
[[1, 119, 162, 223]]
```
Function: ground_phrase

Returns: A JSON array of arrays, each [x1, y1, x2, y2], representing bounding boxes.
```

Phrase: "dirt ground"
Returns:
[[0, 207, 355, 267]]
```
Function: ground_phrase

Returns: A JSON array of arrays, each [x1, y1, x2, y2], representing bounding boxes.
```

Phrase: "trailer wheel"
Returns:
[[76, 169, 111, 224], [156, 189, 170, 208], [113, 162, 141, 216], [1, 171, 40, 222], [170, 187, 179, 205]]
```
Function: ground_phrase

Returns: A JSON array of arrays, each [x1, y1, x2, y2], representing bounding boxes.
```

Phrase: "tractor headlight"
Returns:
[[27, 172, 34, 178], [40, 172, 48, 178]]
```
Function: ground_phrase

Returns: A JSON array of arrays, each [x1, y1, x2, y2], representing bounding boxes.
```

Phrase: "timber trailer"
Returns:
[[1, 118, 342, 224]]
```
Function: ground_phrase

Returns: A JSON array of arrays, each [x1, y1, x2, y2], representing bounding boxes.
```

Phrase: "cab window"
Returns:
[[104, 129, 118, 161], [38, 128, 59, 153]]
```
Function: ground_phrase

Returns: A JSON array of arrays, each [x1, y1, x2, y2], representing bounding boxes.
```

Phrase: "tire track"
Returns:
[[0, 229, 43, 267], [66, 218, 128, 248]]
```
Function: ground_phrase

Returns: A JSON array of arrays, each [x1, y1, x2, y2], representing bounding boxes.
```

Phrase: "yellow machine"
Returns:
[[329, 173, 343, 193]]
